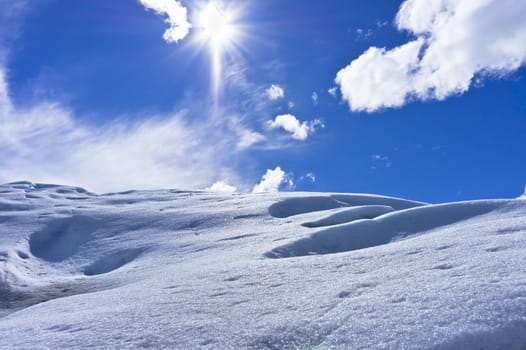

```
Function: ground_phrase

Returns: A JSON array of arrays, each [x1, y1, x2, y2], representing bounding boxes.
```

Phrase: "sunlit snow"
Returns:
[[1, 181, 526, 349]]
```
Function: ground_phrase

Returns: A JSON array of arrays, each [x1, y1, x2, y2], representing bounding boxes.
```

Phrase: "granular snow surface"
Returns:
[[1, 181, 526, 349]]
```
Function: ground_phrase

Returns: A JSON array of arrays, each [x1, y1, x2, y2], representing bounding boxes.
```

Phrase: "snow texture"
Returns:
[[1, 181, 526, 349]]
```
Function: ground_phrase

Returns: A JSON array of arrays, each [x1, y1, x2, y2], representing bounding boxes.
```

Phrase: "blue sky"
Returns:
[[0, 0, 525, 202]]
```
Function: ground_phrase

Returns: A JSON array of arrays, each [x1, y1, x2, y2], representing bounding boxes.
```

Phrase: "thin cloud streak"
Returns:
[[0, 69, 241, 193]]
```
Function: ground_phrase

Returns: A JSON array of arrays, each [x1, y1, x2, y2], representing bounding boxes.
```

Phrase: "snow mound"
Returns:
[[266, 200, 504, 258], [302, 205, 395, 228], [269, 194, 425, 218], [268, 196, 347, 218]]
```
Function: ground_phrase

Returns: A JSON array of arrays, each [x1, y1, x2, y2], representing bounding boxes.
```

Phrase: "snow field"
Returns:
[[1, 182, 526, 349]]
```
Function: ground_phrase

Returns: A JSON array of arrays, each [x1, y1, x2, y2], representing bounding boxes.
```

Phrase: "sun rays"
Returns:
[[192, 1, 245, 106]]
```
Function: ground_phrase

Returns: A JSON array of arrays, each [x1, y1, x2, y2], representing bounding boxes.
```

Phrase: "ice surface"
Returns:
[[1, 182, 526, 349]]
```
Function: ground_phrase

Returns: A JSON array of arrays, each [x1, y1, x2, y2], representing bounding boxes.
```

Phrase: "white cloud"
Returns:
[[520, 187, 526, 199], [0, 3, 25, 63], [311, 92, 318, 105], [372, 154, 388, 161], [252, 166, 290, 193], [336, 39, 424, 113], [235, 128, 266, 151], [288, 101, 295, 109], [371, 154, 392, 169], [0, 68, 243, 193], [303, 172, 316, 183], [206, 181, 237, 193], [139, 0, 191, 43], [0, 50, 309, 194], [328, 87, 338, 97], [0, 69, 11, 114], [267, 114, 323, 141], [356, 28, 374, 40], [266, 84, 285, 100], [336, 0, 526, 112], [376, 20, 390, 28]]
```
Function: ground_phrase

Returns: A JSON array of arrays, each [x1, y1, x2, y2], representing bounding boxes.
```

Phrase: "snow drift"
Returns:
[[1, 181, 526, 349]]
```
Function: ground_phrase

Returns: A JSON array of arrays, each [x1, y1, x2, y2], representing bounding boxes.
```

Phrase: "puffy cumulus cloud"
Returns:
[[0, 70, 241, 193], [266, 84, 285, 100], [336, 39, 424, 112], [139, 0, 191, 43], [267, 114, 323, 141], [252, 166, 291, 193], [206, 181, 237, 193], [520, 187, 526, 199], [336, 0, 526, 112]]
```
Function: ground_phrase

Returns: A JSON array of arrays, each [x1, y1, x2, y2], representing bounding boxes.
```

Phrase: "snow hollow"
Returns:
[[1, 181, 526, 349]]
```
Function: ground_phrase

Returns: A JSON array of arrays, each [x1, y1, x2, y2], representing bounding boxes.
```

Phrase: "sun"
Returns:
[[198, 2, 236, 49], [193, 1, 244, 104]]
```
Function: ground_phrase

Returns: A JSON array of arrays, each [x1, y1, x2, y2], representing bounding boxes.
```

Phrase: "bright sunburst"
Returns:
[[194, 1, 244, 104], [199, 2, 235, 49]]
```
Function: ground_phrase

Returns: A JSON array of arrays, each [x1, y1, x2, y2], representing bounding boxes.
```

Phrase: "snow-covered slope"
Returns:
[[1, 181, 526, 349]]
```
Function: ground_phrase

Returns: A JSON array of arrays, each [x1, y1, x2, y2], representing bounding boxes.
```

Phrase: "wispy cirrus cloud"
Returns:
[[0, 48, 305, 193], [220, 61, 328, 149], [336, 0, 526, 112], [0, 66, 245, 192], [0, 2, 314, 194], [138, 0, 191, 43], [0, 4, 251, 193], [0, 69, 10, 114], [0, 0, 31, 71]]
